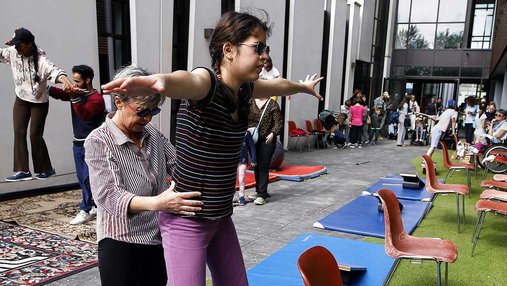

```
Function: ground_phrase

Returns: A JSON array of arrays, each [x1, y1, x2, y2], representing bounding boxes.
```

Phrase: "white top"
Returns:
[[434, 109, 458, 132], [474, 113, 487, 136], [493, 121, 507, 141], [0, 46, 66, 103], [409, 100, 420, 113], [259, 67, 280, 80], [464, 105, 477, 124]]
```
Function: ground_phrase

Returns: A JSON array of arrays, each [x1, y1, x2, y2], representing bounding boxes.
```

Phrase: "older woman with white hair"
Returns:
[[85, 65, 203, 286]]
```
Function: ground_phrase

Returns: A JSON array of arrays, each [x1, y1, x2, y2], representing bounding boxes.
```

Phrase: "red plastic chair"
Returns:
[[297, 245, 343, 286], [288, 120, 310, 152], [422, 155, 469, 232], [471, 199, 507, 256], [480, 179, 507, 190], [305, 120, 325, 149], [440, 141, 474, 194], [377, 189, 458, 286]]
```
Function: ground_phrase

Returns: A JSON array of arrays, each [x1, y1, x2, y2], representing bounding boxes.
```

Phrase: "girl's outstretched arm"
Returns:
[[252, 73, 323, 100], [101, 68, 212, 101]]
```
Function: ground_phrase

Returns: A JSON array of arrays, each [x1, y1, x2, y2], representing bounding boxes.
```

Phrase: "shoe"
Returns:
[[5, 171, 32, 182], [349, 144, 356, 149], [70, 210, 93, 225], [246, 193, 258, 202], [238, 197, 246, 206], [254, 197, 266, 205], [35, 169, 56, 180], [358, 144, 362, 149], [90, 206, 97, 216]]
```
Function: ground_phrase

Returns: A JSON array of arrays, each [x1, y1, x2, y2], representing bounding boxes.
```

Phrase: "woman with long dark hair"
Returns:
[[1, 28, 79, 181]]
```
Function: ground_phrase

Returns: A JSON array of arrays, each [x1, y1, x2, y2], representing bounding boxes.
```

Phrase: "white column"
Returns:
[[325, 0, 348, 111], [343, 0, 363, 99]]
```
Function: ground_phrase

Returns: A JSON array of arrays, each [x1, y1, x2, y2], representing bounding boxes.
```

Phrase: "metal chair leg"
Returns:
[[445, 262, 449, 286], [461, 194, 465, 226], [436, 261, 442, 286], [471, 211, 487, 256], [444, 170, 451, 183], [467, 170, 472, 197], [456, 193, 461, 233]]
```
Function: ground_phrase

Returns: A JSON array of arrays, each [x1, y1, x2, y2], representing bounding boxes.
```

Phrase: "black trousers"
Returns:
[[254, 139, 276, 199], [464, 123, 475, 144], [98, 238, 167, 286]]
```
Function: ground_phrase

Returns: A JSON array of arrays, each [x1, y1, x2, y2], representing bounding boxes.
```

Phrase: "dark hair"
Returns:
[[398, 94, 411, 110], [208, 11, 271, 114], [29, 42, 41, 83], [466, 96, 477, 106], [72, 65, 94, 81], [209, 10, 272, 76], [353, 96, 364, 105]]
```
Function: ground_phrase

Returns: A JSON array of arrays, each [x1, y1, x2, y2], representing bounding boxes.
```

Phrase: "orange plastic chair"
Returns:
[[422, 155, 469, 232], [377, 189, 458, 286], [288, 120, 310, 152], [471, 199, 507, 256], [440, 141, 473, 193], [297, 245, 344, 286]]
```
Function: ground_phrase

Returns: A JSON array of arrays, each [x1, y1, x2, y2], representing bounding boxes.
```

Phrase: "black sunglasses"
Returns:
[[238, 42, 270, 56], [496, 113, 504, 117], [126, 103, 161, 117]]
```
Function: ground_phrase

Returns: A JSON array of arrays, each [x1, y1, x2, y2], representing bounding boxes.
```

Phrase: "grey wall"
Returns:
[[188, 0, 221, 69], [0, 0, 99, 194], [359, 0, 374, 62], [130, 0, 174, 136], [285, 0, 325, 149]]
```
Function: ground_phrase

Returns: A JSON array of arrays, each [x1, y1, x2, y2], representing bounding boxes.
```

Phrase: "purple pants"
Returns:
[[159, 212, 248, 286]]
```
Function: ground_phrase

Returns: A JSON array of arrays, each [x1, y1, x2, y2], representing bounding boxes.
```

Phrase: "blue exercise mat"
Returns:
[[247, 233, 395, 286], [313, 195, 431, 238], [366, 176, 433, 201]]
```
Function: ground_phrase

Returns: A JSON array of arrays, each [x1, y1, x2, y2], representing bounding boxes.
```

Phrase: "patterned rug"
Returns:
[[0, 189, 96, 243], [0, 221, 98, 285]]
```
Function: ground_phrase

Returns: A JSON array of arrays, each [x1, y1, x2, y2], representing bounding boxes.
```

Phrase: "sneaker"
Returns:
[[349, 144, 356, 149], [358, 144, 362, 149], [35, 169, 56, 180], [246, 193, 258, 202], [70, 210, 93, 225], [5, 171, 32, 182], [238, 197, 246, 206], [254, 197, 266, 205], [90, 206, 98, 216]]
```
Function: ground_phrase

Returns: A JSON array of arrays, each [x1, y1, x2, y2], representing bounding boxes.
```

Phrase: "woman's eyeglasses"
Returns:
[[126, 103, 161, 117], [237, 42, 270, 56]]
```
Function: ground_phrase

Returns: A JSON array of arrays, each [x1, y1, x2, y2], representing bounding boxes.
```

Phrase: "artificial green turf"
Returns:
[[365, 151, 507, 285]]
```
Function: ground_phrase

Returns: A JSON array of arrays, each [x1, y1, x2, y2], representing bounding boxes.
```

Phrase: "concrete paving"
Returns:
[[46, 138, 425, 285]]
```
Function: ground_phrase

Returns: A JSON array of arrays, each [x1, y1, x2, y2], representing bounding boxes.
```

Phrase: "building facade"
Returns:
[[0, 0, 502, 193]]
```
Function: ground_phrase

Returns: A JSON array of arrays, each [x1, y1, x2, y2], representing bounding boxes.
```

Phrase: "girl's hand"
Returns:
[[299, 73, 324, 101], [101, 75, 166, 96]]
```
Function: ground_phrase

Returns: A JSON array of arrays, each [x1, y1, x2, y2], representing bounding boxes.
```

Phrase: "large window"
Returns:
[[395, 0, 466, 50], [470, 1, 495, 49]]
